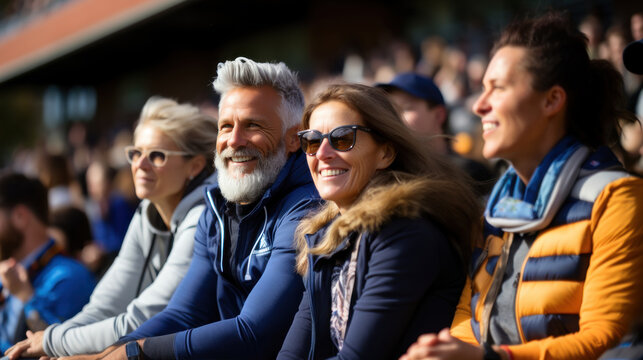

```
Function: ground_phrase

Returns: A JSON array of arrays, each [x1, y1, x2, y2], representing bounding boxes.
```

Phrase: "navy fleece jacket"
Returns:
[[120, 151, 320, 359]]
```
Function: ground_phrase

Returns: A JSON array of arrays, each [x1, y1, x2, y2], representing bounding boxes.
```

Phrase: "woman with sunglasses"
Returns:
[[277, 84, 481, 359], [6, 96, 217, 359]]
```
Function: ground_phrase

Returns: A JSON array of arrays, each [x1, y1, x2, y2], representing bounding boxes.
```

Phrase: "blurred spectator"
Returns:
[[465, 54, 487, 97], [66, 123, 91, 179], [631, 12, 643, 41], [0, 173, 94, 351], [83, 160, 136, 275], [108, 129, 132, 170], [377, 72, 496, 196], [417, 35, 447, 78], [36, 153, 83, 210], [603, 24, 641, 97], [434, 47, 468, 105], [343, 53, 366, 83], [579, 14, 604, 59], [48, 206, 92, 261], [390, 39, 416, 74], [627, 13, 643, 118]]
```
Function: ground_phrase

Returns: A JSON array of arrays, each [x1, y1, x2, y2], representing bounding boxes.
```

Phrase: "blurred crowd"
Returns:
[[0, 6, 640, 358], [8, 125, 138, 279], [303, 11, 643, 177], [0, 0, 75, 37], [2, 10, 643, 279]]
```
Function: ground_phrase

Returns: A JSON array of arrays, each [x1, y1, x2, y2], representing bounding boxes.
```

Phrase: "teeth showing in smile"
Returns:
[[482, 123, 498, 131], [320, 169, 347, 176], [231, 156, 253, 163]]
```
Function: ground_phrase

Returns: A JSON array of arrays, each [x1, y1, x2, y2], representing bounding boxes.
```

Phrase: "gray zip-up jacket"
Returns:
[[42, 173, 215, 357]]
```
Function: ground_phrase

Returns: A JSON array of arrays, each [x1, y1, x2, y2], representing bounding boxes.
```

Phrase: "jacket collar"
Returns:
[[307, 175, 435, 259], [171, 172, 216, 229], [142, 172, 217, 235]]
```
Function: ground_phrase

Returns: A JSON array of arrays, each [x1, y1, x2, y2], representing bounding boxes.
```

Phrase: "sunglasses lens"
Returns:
[[127, 148, 141, 163], [300, 131, 322, 155], [149, 151, 167, 167], [330, 127, 355, 151]]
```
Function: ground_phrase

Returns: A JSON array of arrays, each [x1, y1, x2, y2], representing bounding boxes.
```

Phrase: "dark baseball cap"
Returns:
[[376, 72, 445, 106], [623, 39, 643, 75]]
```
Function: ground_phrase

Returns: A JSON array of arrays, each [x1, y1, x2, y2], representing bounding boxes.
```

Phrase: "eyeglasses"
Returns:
[[297, 125, 373, 156], [124, 146, 191, 167]]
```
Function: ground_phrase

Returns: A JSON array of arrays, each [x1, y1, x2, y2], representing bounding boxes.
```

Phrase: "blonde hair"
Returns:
[[134, 96, 218, 172], [295, 84, 481, 274]]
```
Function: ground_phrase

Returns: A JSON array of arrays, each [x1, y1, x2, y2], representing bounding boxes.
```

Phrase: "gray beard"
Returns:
[[214, 142, 288, 203]]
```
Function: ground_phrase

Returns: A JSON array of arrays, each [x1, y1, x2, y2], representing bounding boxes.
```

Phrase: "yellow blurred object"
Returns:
[[452, 132, 473, 155]]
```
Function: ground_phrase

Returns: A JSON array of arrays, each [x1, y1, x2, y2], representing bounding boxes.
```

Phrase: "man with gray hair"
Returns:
[[72, 57, 319, 360]]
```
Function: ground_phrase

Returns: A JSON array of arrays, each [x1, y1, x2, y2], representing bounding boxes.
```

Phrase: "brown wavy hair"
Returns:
[[295, 83, 482, 275]]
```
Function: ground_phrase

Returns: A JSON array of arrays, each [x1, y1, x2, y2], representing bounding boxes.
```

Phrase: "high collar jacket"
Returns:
[[278, 178, 466, 360], [451, 172, 643, 360]]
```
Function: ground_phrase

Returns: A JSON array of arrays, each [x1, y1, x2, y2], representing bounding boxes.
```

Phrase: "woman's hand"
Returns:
[[5, 330, 46, 359], [55, 343, 124, 360], [57, 355, 102, 360], [399, 328, 486, 360]]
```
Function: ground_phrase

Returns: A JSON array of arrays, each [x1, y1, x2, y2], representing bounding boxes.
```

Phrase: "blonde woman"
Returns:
[[7, 96, 217, 359]]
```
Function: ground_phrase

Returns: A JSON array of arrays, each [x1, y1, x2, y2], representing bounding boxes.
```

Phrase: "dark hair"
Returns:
[[0, 173, 49, 225], [38, 153, 73, 189], [50, 206, 92, 255], [493, 12, 637, 148]]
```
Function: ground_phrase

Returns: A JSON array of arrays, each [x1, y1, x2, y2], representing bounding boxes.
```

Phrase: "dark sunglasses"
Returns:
[[297, 125, 373, 156], [124, 146, 190, 167]]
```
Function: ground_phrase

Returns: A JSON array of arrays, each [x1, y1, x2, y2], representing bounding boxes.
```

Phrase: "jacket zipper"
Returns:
[[308, 257, 317, 360], [244, 206, 268, 281], [206, 191, 226, 273]]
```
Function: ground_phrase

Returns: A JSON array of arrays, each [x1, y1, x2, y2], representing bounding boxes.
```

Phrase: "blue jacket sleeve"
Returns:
[[24, 259, 95, 326], [334, 218, 462, 360], [170, 199, 311, 360], [276, 286, 312, 359], [120, 209, 220, 342]]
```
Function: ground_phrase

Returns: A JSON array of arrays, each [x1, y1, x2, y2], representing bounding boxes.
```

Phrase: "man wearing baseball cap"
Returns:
[[377, 72, 496, 196]]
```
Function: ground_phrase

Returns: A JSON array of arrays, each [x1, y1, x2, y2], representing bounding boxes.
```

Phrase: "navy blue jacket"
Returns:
[[121, 151, 320, 359], [278, 215, 465, 360]]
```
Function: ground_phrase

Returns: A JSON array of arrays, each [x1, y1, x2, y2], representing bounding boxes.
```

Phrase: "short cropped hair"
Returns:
[[0, 172, 49, 225], [212, 57, 305, 131]]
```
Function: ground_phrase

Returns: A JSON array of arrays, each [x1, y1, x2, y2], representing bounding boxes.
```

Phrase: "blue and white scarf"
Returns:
[[485, 137, 594, 233]]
